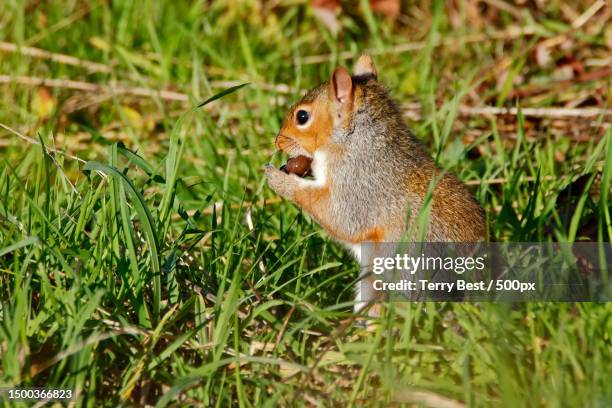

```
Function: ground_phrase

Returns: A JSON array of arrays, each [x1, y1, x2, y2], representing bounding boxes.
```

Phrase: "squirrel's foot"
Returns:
[[264, 164, 298, 200]]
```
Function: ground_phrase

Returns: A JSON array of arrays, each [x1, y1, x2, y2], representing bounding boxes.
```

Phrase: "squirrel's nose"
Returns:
[[275, 132, 288, 151]]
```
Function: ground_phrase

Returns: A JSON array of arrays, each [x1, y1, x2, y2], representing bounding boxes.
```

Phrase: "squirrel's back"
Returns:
[[332, 77, 485, 242]]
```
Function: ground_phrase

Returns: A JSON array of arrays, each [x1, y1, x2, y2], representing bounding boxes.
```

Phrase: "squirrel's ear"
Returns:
[[354, 54, 377, 79], [330, 66, 353, 104]]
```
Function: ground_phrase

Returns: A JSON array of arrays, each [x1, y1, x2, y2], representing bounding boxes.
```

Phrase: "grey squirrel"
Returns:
[[265, 54, 485, 313]]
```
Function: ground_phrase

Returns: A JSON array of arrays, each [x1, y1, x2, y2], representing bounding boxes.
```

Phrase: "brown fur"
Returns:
[[264, 54, 486, 314], [276, 85, 333, 154]]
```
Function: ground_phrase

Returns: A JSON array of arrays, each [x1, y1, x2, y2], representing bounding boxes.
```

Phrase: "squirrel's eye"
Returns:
[[296, 110, 310, 126]]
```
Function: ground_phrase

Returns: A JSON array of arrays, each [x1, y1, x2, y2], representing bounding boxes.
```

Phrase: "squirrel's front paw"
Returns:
[[264, 164, 295, 199]]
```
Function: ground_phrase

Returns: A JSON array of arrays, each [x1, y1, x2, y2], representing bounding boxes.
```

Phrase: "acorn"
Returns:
[[280, 155, 312, 177]]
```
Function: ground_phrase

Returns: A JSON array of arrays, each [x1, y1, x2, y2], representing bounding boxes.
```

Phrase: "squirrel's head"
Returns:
[[275, 54, 380, 158]]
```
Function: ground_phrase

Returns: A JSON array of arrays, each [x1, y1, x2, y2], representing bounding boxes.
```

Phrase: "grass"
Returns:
[[1, 0, 611, 406]]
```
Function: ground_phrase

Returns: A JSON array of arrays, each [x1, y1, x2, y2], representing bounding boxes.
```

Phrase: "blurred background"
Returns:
[[1, 1, 609, 162]]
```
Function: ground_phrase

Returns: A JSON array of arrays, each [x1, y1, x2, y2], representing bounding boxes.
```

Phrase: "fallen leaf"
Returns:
[[535, 43, 552, 67], [33, 87, 56, 121], [371, 0, 400, 19], [279, 362, 301, 379], [121, 105, 144, 129], [249, 341, 275, 355], [554, 149, 565, 163], [552, 65, 574, 81], [37, 12, 48, 29], [89, 36, 111, 52], [311, 0, 341, 34], [310, 0, 341, 11]]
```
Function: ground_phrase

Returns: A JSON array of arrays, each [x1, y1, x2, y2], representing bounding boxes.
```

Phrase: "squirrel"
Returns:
[[264, 54, 485, 313]]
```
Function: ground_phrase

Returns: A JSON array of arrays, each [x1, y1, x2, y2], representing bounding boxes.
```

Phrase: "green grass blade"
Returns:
[[0, 236, 39, 257], [83, 161, 161, 323], [197, 83, 250, 108]]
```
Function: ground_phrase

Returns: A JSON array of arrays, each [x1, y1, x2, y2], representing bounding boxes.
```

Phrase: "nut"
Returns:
[[281, 155, 312, 177]]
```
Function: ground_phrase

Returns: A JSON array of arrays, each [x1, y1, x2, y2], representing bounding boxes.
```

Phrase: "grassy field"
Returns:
[[0, 0, 611, 406]]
